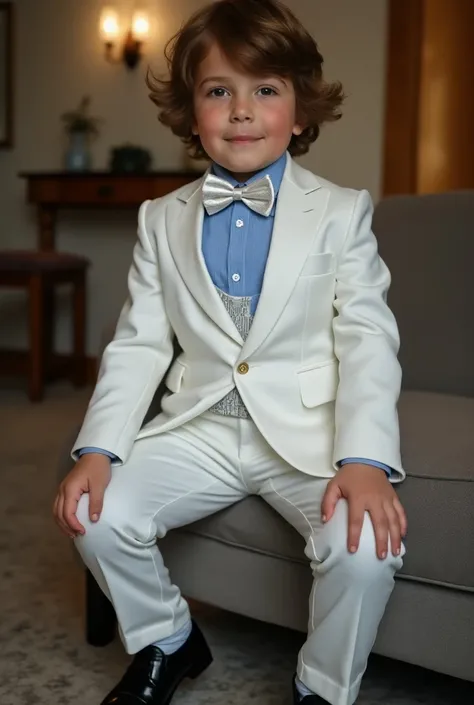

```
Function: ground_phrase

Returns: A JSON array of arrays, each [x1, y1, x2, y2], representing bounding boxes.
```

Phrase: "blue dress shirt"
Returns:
[[80, 152, 390, 477]]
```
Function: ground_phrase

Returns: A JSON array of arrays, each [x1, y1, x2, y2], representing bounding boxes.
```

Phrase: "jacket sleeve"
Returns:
[[72, 199, 174, 465], [332, 190, 404, 481]]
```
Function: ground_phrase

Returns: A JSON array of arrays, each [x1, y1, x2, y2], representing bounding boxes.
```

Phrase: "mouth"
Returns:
[[225, 136, 263, 144]]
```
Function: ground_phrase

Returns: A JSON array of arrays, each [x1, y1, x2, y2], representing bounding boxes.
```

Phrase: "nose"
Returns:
[[230, 96, 254, 123]]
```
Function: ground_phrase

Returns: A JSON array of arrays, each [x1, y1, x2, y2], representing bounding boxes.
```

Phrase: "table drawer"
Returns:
[[57, 178, 161, 205], [26, 174, 199, 206]]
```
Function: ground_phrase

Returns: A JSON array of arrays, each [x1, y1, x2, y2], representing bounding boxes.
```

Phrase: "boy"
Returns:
[[53, 1, 407, 704]]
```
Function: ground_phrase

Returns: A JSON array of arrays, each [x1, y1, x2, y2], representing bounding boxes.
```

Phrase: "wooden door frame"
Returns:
[[382, 0, 424, 196]]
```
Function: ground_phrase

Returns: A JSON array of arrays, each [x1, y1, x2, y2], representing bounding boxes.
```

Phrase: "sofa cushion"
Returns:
[[374, 191, 474, 398], [181, 390, 474, 592]]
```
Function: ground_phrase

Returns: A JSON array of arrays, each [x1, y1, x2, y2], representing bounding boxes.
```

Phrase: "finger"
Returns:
[[88, 482, 106, 523], [53, 494, 67, 534], [347, 500, 365, 553], [63, 492, 86, 535], [368, 505, 389, 559], [56, 493, 76, 538], [393, 496, 408, 537], [384, 501, 402, 556], [321, 482, 342, 523], [54, 493, 68, 534]]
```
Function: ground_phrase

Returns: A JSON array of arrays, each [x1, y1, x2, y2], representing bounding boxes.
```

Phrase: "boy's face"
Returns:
[[193, 43, 303, 181]]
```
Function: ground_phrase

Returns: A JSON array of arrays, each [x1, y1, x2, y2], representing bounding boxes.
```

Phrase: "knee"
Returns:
[[75, 490, 132, 556], [343, 514, 403, 585], [313, 500, 404, 585]]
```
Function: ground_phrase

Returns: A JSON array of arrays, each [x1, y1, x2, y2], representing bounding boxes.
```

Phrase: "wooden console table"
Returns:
[[19, 171, 201, 251]]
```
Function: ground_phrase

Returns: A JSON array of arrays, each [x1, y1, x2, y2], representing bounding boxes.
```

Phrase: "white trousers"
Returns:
[[75, 411, 403, 705]]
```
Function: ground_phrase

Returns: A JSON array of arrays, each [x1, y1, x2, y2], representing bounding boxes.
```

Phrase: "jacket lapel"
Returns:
[[166, 174, 244, 345], [242, 158, 329, 359], [165, 157, 329, 356]]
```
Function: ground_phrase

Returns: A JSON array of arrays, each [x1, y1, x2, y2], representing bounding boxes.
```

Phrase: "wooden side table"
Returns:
[[0, 251, 90, 401], [12, 171, 200, 388], [19, 171, 201, 251]]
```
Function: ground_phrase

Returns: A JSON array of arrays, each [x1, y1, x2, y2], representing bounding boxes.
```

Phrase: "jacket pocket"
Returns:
[[300, 252, 335, 277], [165, 360, 186, 393], [297, 359, 339, 408]]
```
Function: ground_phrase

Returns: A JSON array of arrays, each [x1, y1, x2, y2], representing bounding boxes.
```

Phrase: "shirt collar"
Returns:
[[211, 151, 287, 205]]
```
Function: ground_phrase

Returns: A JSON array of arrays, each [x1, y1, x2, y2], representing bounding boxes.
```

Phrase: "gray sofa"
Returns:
[[60, 191, 474, 683]]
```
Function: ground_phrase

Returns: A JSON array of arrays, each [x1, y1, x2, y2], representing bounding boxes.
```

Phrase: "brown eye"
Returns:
[[258, 87, 277, 96], [208, 87, 229, 98]]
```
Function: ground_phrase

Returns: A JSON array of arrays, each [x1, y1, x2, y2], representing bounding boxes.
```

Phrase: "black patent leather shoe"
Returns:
[[101, 621, 212, 705], [292, 675, 329, 704]]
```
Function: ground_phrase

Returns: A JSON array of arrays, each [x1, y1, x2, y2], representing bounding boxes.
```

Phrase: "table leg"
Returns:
[[38, 205, 57, 251], [28, 274, 45, 402], [43, 285, 55, 381], [72, 272, 87, 386]]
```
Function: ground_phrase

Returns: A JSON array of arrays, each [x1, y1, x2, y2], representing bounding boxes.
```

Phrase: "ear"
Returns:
[[292, 123, 304, 136]]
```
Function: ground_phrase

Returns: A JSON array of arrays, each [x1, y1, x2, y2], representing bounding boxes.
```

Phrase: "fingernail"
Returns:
[[396, 547, 401, 555], [350, 545, 357, 553], [381, 551, 387, 559], [322, 514, 327, 523], [91, 514, 99, 522]]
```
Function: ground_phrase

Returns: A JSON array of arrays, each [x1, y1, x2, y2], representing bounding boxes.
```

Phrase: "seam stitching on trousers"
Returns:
[[146, 543, 175, 625], [235, 419, 252, 492], [146, 478, 224, 543], [236, 460, 251, 493], [145, 479, 226, 626], [268, 479, 321, 630]]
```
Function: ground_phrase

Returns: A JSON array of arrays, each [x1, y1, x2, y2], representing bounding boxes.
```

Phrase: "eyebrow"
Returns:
[[198, 76, 232, 88], [198, 75, 287, 89]]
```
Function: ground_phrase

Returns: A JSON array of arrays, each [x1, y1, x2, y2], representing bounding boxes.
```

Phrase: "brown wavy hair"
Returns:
[[147, 0, 344, 159]]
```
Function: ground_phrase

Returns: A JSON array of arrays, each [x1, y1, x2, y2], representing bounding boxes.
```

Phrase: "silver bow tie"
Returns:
[[202, 173, 275, 217]]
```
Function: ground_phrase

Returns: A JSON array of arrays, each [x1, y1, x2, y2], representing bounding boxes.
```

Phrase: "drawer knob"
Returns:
[[97, 185, 114, 198]]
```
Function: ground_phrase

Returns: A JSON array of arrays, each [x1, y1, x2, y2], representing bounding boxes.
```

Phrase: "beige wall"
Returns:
[[0, 0, 388, 356]]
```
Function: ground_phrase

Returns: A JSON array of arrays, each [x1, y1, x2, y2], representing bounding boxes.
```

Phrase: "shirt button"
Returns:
[[232, 273, 241, 282], [236, 219, 244, 228], [237, 362, 249, 375]]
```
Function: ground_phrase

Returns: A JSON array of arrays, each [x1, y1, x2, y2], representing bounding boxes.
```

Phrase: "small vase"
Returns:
[[65, 131, 91, 172]]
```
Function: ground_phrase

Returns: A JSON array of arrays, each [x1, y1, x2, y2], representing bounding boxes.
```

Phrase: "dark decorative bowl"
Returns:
[[109, 145, 152, 173]]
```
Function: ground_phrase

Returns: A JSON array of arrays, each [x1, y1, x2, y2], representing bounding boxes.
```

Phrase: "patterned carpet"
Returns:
[[0, 382, 473, 705]]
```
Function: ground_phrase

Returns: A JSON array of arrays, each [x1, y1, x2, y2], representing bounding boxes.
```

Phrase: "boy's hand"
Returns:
[[53, 454, 112, 538], [321, 463, 407, 559]]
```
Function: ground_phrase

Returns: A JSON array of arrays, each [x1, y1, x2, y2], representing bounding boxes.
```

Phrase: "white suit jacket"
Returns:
[[73, 156, 404, 481]]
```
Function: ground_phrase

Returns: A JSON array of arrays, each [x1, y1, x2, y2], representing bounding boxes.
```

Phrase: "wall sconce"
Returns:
[[99, 6, 150, 70]]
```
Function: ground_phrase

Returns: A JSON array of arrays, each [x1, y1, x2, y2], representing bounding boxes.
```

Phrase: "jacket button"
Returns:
[[237, 362, 249, 375]]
